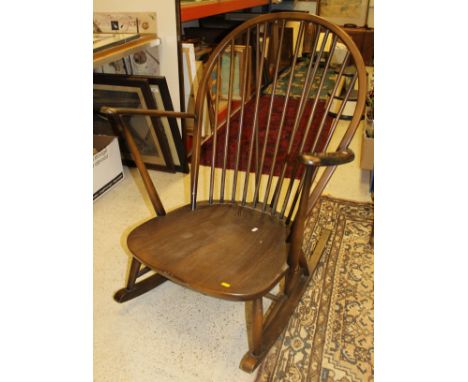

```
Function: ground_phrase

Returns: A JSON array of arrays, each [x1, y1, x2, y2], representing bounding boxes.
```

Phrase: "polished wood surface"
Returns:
[[300, 148, 355, 167], [104, 12, 367, 373], [104, 112, 167, 217], [128, 203, 288, 301], [101, 106, 195, 120], [192, 12, 367, 220]]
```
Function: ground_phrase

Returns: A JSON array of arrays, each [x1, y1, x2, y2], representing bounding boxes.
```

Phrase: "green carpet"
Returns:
[[264, 58, 338, 100]]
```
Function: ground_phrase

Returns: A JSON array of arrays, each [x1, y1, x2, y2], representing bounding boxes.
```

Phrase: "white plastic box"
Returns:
[[93, 135, 124, 200]]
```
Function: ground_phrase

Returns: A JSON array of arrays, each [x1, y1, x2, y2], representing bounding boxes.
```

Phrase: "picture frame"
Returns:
[[129, 75, 189, 173], [292, 0, 318, 14], [93, 73, 175, 172], [210, 45, 252, 101], [221, 45, 243, 100], [181, 42, 200, 136], [182, 42, 199, 110], [317, 0, 371, 27]]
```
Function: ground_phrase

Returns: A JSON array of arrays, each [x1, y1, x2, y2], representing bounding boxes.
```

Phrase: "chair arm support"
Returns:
[[100, 106, 196, 120], [300, 149, 355, 167]]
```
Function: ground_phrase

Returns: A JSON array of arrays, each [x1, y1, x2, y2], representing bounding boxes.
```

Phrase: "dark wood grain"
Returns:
[[301, 149, 355, 167], [100, 106, 195, 120], [127, 203, 289, 301], [113, 256, 168, 303], [103, 113, 166, 217], [250, 298, 264, 355], [240, 274, 309, 372], [107, 12, 367, 374], [114, 273, 168, 303]]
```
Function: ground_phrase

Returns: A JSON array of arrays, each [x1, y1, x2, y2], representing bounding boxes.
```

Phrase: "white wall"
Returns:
[[94, 0, 181, 113]]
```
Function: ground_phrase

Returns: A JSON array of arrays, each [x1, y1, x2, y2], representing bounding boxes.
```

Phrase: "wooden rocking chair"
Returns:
[[102, 12, 366, 373]]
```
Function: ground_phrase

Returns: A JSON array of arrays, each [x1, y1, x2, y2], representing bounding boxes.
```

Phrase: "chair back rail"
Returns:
[[191, 12, 367, 222]]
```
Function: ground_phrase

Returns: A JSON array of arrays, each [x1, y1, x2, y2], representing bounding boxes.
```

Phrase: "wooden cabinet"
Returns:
[[343, 27, 374, 66]]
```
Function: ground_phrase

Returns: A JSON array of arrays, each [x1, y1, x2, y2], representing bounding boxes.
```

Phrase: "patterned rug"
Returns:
[[255, 196, 374, 382], [199, 95, 333, 179], [264, 58, 337, 100]]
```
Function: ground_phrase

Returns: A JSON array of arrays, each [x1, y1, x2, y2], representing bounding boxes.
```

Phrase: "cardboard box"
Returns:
[[360, 129, 374, 170], [93, 135, 124, 200]]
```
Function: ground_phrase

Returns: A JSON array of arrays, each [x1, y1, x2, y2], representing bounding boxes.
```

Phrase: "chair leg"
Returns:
[[251, 298, 264, 356], [114, 257, 168, 303], [284, 268, 302, 296], [125, 256, 141, 289], [239, 274, 309, 373], [239, 226, 332, 371], [284, 249, 310, 295], [240, 297, 264, 372]]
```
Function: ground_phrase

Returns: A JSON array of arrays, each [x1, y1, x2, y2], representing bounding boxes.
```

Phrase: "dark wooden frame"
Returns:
[[130, 75, 189, 173], [93, 73, 175, 172]]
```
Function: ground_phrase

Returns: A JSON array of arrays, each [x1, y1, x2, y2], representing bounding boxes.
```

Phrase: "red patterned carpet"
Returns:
[[198, 96, 333, 179]]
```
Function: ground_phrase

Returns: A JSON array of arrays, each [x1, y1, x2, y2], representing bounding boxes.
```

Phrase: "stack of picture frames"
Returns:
[[181, 40, 256, 139], [93, 74, 189, 173]]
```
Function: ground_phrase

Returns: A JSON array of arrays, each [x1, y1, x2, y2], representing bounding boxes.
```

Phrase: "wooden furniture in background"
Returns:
[[343, 26, 373, 66], [102, 12, 366, 373]]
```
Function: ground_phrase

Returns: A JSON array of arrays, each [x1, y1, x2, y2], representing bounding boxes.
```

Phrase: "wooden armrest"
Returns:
[[300, 149, 354, 167], [100, 106, 196, 119]]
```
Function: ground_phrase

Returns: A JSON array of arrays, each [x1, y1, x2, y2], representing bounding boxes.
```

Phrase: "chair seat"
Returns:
[[127, 203, 289, 301]]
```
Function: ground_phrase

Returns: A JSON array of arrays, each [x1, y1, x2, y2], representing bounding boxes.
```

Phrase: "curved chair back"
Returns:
[[190, 12, 367, 222]]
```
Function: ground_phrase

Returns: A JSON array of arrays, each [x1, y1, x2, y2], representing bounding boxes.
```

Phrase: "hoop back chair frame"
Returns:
[[102, 12, 366, 373]]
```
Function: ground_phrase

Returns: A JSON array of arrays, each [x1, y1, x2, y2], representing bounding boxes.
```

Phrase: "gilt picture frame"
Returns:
[[209, 45, 252, 102], [221, 45, 242, 100]]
